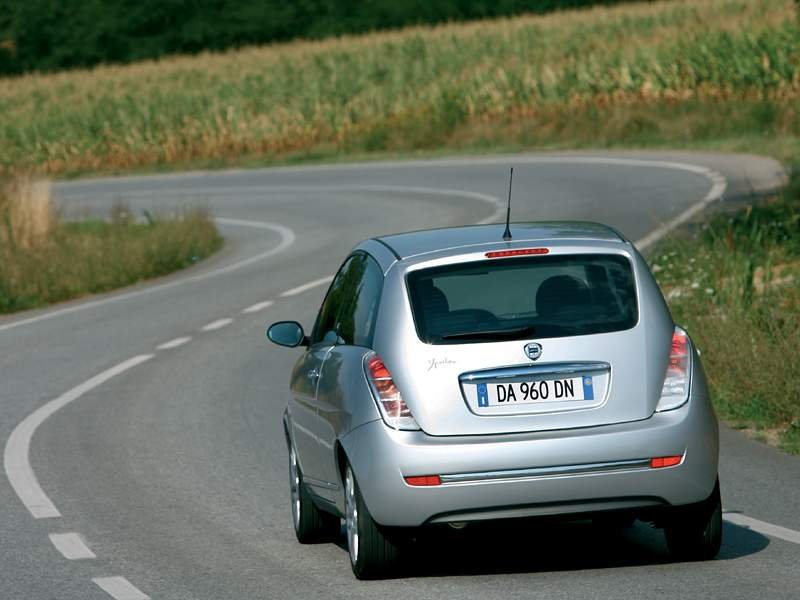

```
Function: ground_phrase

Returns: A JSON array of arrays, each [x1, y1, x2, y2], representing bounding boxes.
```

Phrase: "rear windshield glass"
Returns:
[[407, 253, 638, 344]]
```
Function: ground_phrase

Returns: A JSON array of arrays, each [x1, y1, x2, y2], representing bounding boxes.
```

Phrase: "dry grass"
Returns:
[[0, 179, 222, 313], [0, 177, 55, 249], [0, 0, 797, 175]]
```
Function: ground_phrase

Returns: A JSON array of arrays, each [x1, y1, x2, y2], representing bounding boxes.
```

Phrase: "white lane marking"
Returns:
[[334, 174, 727, 252], [280, 276, 334, 297], [55, 157, 735, 252], [634, 169, 727, 251], [55, 152, 783, 186], [723, 512, 800, 545], [4, 354, 154, 519], [346, 184, 505, 225], [242, 300, 274, 314], [93, 576, 150, 600], [89, 184, 507, 227], [49, 532, 96, 560], [0, 219, 295, 333], [201, 318, 233, 331], [156, 336, 192, 350]]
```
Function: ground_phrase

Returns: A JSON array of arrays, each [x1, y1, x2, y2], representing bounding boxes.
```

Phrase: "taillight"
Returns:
[[365, 353, 420, 430], [655, 327, 692, 412]]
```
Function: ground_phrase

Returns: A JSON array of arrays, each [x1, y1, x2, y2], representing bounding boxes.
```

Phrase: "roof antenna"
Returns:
[[502, 167, 513, 242]]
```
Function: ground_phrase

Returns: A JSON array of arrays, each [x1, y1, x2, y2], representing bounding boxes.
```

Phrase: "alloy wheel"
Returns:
[[289, 446, 301, 531], [345, 466, 359, 565]]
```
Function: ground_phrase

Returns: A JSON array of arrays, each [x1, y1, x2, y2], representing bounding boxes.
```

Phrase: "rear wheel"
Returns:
[[289, 445, 339, 543], [664, 479, 722, 561], [345, 464, 400, 579]]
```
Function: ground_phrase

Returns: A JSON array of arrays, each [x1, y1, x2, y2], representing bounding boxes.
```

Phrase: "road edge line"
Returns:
[[3, 354, 154, 519], [634, 168, 727, 251], [723, 511, 800, 545]]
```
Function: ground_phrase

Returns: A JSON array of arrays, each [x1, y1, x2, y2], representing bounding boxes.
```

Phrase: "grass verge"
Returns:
[[651, 168, 800, 454], [0, 0, 797, 176], [0, 178, 223, 314]]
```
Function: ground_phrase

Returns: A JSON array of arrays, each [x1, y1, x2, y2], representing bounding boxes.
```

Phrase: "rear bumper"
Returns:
[[340, 389, 718, 527]]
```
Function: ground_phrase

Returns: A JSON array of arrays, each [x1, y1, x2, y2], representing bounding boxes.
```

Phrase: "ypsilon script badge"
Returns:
[[524, 342, 542, 361]]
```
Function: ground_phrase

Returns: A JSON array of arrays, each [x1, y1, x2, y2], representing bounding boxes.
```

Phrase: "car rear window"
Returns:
[[407, 253, 638, 344]]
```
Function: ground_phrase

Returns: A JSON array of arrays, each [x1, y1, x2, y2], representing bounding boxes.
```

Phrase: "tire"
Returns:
[[289, 444, 339, 544], [344, 464, 400, 579], [664, 479, 723, 561]]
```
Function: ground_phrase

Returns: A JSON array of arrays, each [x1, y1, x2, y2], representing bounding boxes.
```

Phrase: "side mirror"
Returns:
[[266, 321, 308, 348]]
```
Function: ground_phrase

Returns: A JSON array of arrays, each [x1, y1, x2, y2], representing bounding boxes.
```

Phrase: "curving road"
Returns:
[[1, 151, 798, 600]]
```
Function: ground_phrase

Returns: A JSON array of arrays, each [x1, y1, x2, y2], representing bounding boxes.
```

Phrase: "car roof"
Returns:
[[372, 222, 627, 261]]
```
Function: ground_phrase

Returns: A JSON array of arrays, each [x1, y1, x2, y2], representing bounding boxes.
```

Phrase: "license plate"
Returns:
[[476, 376, 593, 407]]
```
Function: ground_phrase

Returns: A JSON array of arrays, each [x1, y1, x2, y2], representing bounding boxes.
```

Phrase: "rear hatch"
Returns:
[[387, 246, 672, 436]]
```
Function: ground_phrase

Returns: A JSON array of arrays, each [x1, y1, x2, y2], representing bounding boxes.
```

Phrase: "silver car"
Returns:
[[267, 222, 721, 579]]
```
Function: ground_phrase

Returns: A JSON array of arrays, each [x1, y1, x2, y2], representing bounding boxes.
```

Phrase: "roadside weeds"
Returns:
[[0, 177, 223, 314], [652, 167, 800, 455]]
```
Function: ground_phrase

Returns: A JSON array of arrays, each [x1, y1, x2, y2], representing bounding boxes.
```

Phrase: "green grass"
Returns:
[[0, 0, 797, 177], [0, 194, 222, 314], [651, 168, 800, 454]]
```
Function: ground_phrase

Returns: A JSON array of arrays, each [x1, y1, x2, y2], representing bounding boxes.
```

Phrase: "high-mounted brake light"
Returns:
[[485, 248, 549, 259], [365, 353, 420, 431], [404, 475, 441, 486], [650, 456, 683, 469], [655, 327, 692, 412]]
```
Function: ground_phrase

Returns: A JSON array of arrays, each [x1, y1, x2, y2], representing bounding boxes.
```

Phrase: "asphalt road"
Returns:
[[1, 152, 797, 600]]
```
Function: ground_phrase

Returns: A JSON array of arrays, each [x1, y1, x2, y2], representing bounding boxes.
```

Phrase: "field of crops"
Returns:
[[0, 0, 798, 176]]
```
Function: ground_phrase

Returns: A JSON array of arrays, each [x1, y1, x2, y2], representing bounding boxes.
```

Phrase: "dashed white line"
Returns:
[[280, 276, 334, 297], [4, 354, 154, 519], [242, 300, 274, 314], [723, 512, 800, 545], [201, 318, 233, 331], [49, 532, 96, 560], [156, 336, 192, 350], [93, 576, 150, 600]]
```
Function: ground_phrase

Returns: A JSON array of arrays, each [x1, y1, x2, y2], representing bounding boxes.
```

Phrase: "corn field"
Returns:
[[0, 0, 798, 175]]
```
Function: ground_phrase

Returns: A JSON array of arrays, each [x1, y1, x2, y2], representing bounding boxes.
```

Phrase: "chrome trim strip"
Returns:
[[439, 458, 651, 484], [459, 361, 610, 384]]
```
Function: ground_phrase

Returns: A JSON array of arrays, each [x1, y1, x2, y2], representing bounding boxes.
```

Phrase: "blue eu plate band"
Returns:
[[582, 377, 594, 400], [477, 383, 489, 407]]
